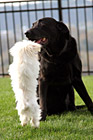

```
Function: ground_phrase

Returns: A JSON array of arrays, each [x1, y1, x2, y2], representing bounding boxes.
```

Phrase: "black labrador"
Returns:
[[25, 17, 93, 120]]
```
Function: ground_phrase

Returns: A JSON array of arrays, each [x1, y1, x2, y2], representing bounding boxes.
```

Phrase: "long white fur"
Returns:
[[9, 40, 41, 128]]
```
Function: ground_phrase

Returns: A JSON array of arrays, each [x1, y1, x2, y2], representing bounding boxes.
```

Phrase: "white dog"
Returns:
[[9, 40, 41, 128]]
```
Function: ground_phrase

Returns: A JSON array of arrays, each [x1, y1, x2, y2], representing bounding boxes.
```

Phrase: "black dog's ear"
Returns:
[[57, 21, 69, 40]]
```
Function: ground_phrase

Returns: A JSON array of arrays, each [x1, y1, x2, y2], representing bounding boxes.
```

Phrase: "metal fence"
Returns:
[[0, 0, 93, 76]]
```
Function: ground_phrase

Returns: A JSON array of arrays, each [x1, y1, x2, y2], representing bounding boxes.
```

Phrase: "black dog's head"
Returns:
[[25, 17, 69, 55]]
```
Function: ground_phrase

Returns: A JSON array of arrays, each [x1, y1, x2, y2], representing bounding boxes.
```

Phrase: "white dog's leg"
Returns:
[[16, 91, 31, 126], [16, 92, 41, 127], [20, 106, 30, 126], [18, 106, 30, 126], [30, 103, 41, 128], [20, 114, 29, 126]]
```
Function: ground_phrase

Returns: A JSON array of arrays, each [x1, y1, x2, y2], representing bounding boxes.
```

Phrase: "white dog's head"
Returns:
[[9, 40, 41, 58]]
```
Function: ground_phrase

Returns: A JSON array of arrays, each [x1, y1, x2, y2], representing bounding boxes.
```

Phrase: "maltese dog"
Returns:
[[9, 40, 41, 128]]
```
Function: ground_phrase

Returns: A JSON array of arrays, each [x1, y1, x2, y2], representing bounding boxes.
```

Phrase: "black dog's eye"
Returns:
[[32, 23, 35, 28], [39, 22, 45, 27], [32, 21, 38, 28], [32, 23, 35, 26]]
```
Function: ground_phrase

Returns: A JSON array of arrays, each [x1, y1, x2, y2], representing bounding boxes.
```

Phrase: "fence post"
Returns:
[[58, 0, 62, 21]]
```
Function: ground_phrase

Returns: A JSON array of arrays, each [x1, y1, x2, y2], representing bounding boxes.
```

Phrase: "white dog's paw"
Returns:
[[21, 121, 27, 126], [30, 119, 40, 128], [20, 116, 29, 126]]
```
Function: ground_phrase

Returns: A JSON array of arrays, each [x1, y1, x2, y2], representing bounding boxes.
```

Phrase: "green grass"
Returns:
[[0, 76, 93, 140]]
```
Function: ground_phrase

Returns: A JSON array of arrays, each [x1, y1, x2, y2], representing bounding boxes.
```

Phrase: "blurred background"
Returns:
[[0, 0, 93, 76]]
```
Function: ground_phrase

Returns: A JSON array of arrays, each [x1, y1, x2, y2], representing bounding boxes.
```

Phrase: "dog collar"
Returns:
[[58, 40, 68, 56], [40, 40, 68, 65]]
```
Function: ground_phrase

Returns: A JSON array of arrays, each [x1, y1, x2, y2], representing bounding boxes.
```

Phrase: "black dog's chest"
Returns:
[[40, 61, 56, 75], [40, 58, 71, 83]]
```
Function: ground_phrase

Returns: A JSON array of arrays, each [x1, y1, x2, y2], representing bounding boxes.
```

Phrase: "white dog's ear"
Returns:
[[57, 21, 69, 40]]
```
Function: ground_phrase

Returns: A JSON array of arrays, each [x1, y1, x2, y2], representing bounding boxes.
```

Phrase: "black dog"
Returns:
[[25, 17, 93, 120]]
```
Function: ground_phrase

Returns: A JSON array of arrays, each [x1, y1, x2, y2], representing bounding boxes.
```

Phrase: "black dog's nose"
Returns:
[[25, 31, 30, 37]]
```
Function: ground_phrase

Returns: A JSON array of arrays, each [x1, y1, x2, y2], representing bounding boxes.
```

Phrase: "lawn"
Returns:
[[0, 76, 93, 140]]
